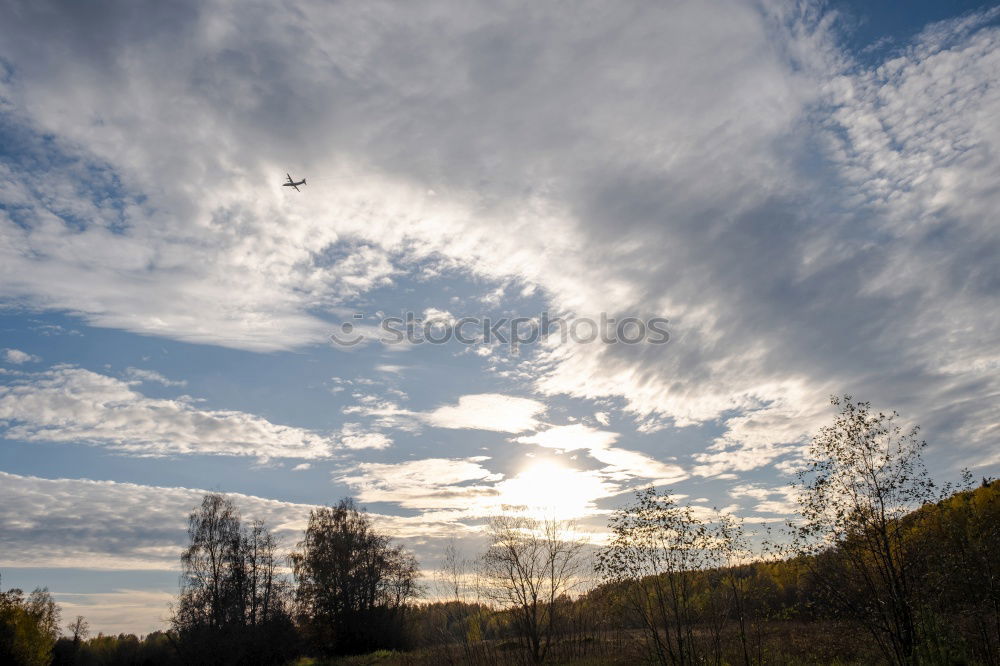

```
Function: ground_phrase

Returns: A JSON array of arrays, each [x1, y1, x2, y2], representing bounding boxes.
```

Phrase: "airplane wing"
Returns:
[[286, 173, 293, 184], [291, 184, 300, 192]]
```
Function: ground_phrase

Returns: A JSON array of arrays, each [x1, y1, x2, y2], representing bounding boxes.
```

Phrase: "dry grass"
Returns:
[[289, 620, 886, 665]]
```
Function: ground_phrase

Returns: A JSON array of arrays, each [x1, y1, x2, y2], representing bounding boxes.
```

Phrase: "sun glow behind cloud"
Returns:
[[493, 461, 615, 521]]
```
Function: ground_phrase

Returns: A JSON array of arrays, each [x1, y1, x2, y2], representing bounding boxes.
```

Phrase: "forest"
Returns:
[[2, 398, 998, 666]]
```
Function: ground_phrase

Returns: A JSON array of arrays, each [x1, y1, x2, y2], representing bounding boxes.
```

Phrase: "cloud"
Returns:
[[336, 455, 622, 522], [123, 366, 187, 387], [589, 447, 688, 486], [54, 588, 176, 637], [516, 423, 688, 485], [28, 322, 82, 337], [0, 1, 995, 491], [490, 461, 618, 519], [2, 348, 40, 365], [729, 482, 799, 516], [423, 394, 546, 433], [336, 457, 503, 511], [345, 393, 546, 434], [0, 365, 335, 458], [338, 423, 392, 450], [0, 1, 819, 366], [0, 469, 467, 572], [0, 471, 314, 570], [691, 381, 822, 477], [515, 423, 619, 451]]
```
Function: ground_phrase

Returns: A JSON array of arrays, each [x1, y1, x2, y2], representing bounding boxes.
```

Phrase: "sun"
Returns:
[[493, 460, 610, 521]]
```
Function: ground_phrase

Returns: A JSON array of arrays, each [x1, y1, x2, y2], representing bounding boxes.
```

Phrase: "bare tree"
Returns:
[[481, 513, 587, 663], [792, 396, 944, 665], [433, 538, 471, 645], [242, 520, 286, 627], [439, 539, 467, 603], [66, 615, 88, 646]]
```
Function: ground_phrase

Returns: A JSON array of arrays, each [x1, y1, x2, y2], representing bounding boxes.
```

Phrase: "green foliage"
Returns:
[[0, 582, 60, 666], [908, 478, 1000, 662]]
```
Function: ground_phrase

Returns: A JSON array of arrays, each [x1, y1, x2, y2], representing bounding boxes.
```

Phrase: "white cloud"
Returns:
[[491, 461, 618, 519], [729, 482, 799, 515], [515, 423, 619, 451], [0, 365, 335, 458], [292, 463, 311, 471], [422, 308, 457, 325], [516, 423, 688, 485], [590, 447, 688, 485], [350, 393, 546, 434], [336, 456, 621, 522], [422, 394, 546, 433], [2, 348, 40, 365], [336, 457, 503, 510], [691, 381, 823, 476], [123, 367, 187, 387], [338, 423, 392, 450], [28, 322, 82, 337]]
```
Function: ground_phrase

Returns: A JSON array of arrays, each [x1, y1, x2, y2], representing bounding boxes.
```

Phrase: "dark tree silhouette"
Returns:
[[66, 615, 88, 646], [291, 498, 419, 655], [172, 494, 296, 665]]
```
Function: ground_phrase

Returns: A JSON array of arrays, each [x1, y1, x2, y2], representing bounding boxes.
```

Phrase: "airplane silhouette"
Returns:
[[283, 173, 306, 191]]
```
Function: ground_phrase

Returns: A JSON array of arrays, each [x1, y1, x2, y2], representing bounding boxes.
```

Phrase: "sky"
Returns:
[[1, 0, 999, 636]]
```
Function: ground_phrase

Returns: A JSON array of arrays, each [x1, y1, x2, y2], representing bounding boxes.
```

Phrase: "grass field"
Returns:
[[288, 621, 884, 665]]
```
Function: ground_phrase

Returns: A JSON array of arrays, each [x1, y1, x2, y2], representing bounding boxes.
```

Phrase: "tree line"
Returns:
[[407, 397, 999, 665], [2, 396, 998, 664]]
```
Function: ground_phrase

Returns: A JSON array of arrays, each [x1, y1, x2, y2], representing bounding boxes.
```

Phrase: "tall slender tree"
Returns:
[[792, 396, 942, 665], [597, 488, 721, 665]]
